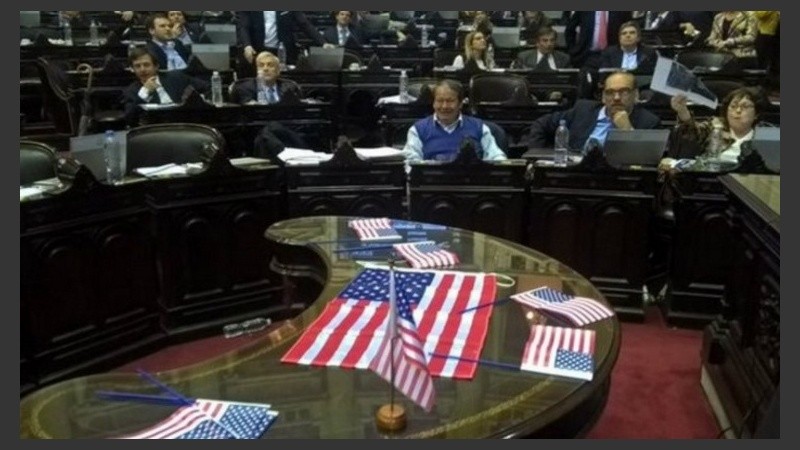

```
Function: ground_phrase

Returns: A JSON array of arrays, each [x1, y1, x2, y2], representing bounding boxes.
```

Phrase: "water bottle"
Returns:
[[554, 119, 569, 167], [421, 25, 429, 48], [211, 70, 223, 106], [256, 72, 268, 104], [103, 130, 126, 184], [63, 20, 73, 46], [486, 44, 495, 69], [241, 317, 271, 334], [89, 19, 99, 45], [277, 42, 287, 69], [644, 11, 654, 30], [222, 323, 243, 339], [705, 123, 724, 171], [398, 69, 410, 103]]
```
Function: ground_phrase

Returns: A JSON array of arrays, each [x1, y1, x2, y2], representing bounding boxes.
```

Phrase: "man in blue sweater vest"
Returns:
[[403, 79, 508, 162]]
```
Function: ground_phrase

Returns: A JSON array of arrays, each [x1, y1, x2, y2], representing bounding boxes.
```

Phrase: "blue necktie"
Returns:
[[267, 87, 278, 104]]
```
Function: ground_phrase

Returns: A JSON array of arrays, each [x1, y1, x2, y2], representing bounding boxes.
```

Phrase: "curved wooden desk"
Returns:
[[20, 216, 620, 439]]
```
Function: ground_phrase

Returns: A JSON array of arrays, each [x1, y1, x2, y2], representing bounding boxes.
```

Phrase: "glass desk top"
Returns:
[[21, 216, 620, 439]]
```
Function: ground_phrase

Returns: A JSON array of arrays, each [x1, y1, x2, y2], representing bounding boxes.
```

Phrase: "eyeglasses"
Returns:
[[729, 102, 755, 111], [602, 88, 634, 98]]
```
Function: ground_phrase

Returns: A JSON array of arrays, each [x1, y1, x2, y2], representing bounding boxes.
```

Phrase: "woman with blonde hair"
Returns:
[[452, 30, 496, 70]]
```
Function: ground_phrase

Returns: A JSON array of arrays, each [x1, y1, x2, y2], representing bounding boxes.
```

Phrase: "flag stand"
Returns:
[[375, 259, 407, 432]]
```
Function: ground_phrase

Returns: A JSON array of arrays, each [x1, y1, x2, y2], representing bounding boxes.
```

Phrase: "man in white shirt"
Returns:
[[236, 11, 326, 66], [403, 79, 507, 162]]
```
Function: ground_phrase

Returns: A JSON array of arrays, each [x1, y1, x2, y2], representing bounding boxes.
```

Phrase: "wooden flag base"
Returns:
[[375, 403, 407, 432]]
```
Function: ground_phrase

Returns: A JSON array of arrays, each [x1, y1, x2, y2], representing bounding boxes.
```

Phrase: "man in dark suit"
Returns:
[[145, 12, 191, 71], [167, 11, 203, 45], [565, 11, 632, 69], [514, 26, 572, 70], [230, 51, 302, 104], [601, 21, 658, 73], [121, 48, 209, 126], [229, 51, 308, 161], [525, 71, 660, 149], [322, 11, 364, 48], [235, 11, 326, 65]]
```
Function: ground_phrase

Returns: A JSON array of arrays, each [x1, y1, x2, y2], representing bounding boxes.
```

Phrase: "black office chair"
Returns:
[[34, 57, 80, 135], [342, 50, 363, 69], [20, 140, 59, 185], [434, 48, 460, 67], [469, 72, 532, 105], [125, 123, 226, 170]]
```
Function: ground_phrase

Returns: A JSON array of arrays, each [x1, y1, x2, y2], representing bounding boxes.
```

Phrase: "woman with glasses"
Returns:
[[668, 87, 769, 163]]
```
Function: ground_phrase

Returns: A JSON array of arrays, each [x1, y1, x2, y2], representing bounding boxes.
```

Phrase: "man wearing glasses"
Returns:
[[524, 71, 661, 150]]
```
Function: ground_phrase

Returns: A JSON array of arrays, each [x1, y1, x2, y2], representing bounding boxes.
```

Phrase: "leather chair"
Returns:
[[34, 57, 80, 135], [434, 48, 460, 67], [468, 72, 532, 105], [675, 49, 735, 70], [228, 78, 302, 105], [125, 123, 226, 170], [407, 78, 438, 99], [342, 50, 363, 69], [20, 140, 59, 185]]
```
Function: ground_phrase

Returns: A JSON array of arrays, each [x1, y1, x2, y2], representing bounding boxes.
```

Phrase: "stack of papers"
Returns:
[[134, 163, 204, 178], [354, 147, 405, 161], [278, 148, 333, 166]]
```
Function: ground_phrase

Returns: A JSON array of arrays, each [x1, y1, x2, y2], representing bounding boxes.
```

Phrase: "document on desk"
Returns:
[[354, 147, 405, 161], [278, 148, 332, 165], [651, 56, 718, 109]]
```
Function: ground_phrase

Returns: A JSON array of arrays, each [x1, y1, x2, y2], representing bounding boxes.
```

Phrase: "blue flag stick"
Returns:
[[428, 353, 520, 372], [458, 297, 512, 314]]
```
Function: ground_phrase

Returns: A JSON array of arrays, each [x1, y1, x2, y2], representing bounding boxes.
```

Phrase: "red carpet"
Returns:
[[115, 308, 721, 438], [586, 308, 720, 438]]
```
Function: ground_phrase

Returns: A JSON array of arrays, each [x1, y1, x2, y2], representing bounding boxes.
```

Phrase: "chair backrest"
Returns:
[[342, 50, 363, 69], [701, 79, 745, 100], [125, 123, 226, 170], [20, 140, 59, 185], [34, 57, 79, 135], [482, 119, 508, 152], [469, 72, 530, 104], [675, 49, 735, 70], [407, 77, 438, 99], [434, 48, 460, 67]]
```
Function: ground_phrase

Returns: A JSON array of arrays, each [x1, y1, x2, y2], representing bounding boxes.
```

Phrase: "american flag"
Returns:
[[511, 287, 615, 326], [368, 267, 436, 412], [393, 241, 459, 269], [118, 399, 278, 439], [521, 325, 596, 381], [281, 267, 497, 379], [348, 218, 401, 242]]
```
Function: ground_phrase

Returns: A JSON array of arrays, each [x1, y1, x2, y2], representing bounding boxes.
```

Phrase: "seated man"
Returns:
[[600, 21, 658, 73], [166, 10, 202, 46], [145, 12, 191, 71], [403, 79, 507, 162], [525, 71, 660, 149], [322, 11, 364, 48], [514, 26, 572, 71], [230, 51, 302, 104], [230, 51, 309, 161], [121, 48, 209, 126]]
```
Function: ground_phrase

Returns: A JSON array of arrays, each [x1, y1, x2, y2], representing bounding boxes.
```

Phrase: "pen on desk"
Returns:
[[95, 390, 190, 407]]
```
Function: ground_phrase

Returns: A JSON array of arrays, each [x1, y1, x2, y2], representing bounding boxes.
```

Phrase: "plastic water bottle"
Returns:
[[398, 69, 410, 103], [554, 119, 569, 167], [211, 70, 223, 106], [644, 11, 654, 30], [705, 123, 724, 171], [89, 19, 99, 45], [256, 72, 268, 104], [277, 42, 287, 69], [486, 44, 495, 69], [241, 317, 271, 334], [421, 25, 429, 48], [103, 130, 126, 184], [63, 20, 73, 46]]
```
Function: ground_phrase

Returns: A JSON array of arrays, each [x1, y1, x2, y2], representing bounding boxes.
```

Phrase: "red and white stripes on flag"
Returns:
[[368, 268, 436, 412], [393, 241, 459, 269], [511, 287, 615, 326], [281, 268, 497, 380], [521, 325, 596, 381], [347, 218, 401, 241]]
